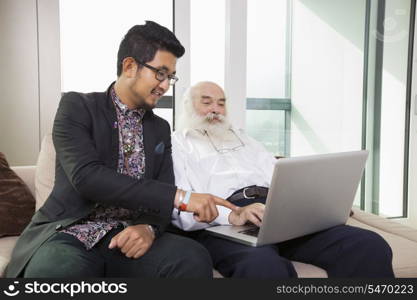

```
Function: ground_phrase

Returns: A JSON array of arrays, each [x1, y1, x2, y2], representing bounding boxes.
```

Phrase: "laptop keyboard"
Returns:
[[238, 227, 260, 237]]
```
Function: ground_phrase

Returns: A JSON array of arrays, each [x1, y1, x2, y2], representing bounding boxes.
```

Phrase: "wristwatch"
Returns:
[[147, 225, 158, 237]]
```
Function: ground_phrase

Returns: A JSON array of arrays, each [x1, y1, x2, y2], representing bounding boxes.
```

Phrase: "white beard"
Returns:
[[186, 112, 236, 143]]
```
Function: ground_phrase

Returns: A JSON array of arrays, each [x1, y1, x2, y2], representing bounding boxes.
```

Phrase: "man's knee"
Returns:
[[23, 234, 103, 277], [333, 226, 394, 277], [158, 233, 213, 278], [24, 250, 96, 278], [354, 229, 393, 261], [234, 246, 296, 278], [181, 237, 213, 276]]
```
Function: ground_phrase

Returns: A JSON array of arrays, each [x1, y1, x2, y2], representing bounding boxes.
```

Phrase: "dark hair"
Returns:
[[117, 21, 185, 76]]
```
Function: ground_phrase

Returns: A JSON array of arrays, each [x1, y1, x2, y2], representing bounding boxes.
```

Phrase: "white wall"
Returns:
[[0, 0, 40, 166], [38, 0, 61, 140], [0, 0, 61, 166]]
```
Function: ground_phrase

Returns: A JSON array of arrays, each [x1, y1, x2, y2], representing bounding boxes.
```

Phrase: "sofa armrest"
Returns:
[[351, 207, 417, 243], [10, 166, 36, 197]]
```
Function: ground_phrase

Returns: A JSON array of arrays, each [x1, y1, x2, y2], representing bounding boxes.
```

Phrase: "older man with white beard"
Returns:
[[170, 81, 394, 278]]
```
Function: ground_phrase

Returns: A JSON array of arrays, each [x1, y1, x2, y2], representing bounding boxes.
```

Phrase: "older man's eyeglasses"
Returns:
[[203, 129, 245, 154], [135, 59, 178, 86]]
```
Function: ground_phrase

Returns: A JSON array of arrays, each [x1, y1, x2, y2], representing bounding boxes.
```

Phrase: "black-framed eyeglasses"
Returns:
[[202, 129, 245, 154], [135, 59, 178, 86]]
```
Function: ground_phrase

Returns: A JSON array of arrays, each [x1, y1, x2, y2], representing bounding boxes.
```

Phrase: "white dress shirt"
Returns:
[[171, 128, 277, 231]]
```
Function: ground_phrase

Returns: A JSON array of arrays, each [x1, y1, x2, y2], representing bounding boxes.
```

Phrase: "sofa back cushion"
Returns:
[[0, 153, 35, 237], [35, 134, 56, 210]]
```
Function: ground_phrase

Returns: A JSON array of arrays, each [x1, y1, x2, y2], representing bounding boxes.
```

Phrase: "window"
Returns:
[[291, 0, 366, 206], [246, 0, 290, 156], [59, 0, 174, 127], [377, 0, 413, 217], [189, 0, 225, 87]]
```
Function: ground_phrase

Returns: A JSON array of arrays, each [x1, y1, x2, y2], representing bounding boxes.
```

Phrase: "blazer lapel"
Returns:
[[100, 84, 119, 169]]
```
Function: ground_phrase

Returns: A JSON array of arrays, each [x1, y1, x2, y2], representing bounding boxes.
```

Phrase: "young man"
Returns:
[[171, 81, 395, 278], [6, 22, 236, 278]]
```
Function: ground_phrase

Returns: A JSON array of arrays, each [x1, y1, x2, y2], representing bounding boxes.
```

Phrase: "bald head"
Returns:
[[190, 81, 225, 101], [188, 81, 226, 119]]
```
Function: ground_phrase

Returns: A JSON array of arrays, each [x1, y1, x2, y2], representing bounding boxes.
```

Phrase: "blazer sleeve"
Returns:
[[52, 92, 176, 220]]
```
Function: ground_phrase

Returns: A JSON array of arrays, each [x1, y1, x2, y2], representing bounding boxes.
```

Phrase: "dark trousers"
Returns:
[[185, 197, 395, 279], [23, 228, 213, 278], [194, 225, 394, 278]]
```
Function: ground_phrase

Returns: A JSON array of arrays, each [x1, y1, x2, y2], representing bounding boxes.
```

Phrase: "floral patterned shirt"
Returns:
[[61, 86, 146, 250]]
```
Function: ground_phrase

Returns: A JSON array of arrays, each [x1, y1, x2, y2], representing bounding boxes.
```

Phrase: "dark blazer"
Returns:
[[6, 84, 177, 277]]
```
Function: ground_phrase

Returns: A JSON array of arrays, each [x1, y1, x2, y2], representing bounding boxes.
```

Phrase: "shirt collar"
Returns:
[[111, 87, 146, 119]]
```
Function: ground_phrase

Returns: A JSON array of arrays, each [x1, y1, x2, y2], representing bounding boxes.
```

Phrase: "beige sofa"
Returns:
[[2, 135, 417, 278]]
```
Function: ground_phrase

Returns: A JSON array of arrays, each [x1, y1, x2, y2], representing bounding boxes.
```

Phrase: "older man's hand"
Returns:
[[228, 203, 265, 226], [185, 193, 238, 223]]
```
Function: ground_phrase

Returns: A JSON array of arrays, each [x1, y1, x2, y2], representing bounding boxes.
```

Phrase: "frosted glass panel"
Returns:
[[190, 0, 225, 87], [60, 0, 173, 95]]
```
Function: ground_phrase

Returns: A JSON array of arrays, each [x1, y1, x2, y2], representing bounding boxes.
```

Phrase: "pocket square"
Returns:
[[155, 142, 165, 154]]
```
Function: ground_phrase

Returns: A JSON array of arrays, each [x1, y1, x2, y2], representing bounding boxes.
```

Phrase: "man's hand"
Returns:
[[228, 203, 265, 226], [186, 193, 239, 223], [108, 224, 155, 259]]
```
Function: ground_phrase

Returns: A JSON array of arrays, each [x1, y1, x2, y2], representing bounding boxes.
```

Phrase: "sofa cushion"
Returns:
[[352, 208, 417, 243], [0, 236, 19, 276], [212, 261, 327, 278], [292, 261, 327, 278], [35, 134, 56, 210], [0, 153, 35, 237]]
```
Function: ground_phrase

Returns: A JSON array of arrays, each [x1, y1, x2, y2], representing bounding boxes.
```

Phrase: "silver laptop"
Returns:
[[205, 150, 368, 247]]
